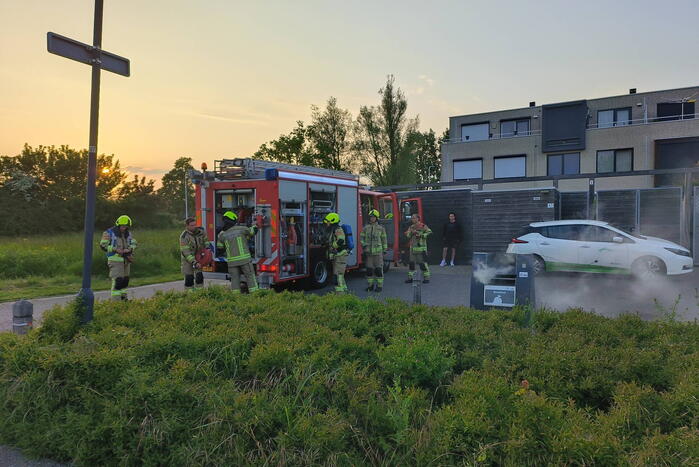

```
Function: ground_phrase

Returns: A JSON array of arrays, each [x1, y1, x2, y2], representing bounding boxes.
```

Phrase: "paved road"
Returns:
[[0, 280, 229, 332], [2, 266, 698, 333], [0, 446, 65, 467]]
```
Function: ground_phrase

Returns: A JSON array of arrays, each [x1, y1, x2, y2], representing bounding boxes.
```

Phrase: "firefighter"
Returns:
[[216, 211, 259, 293], [324, 212, 349, 293], [405, 213, 432, 283], [180, 217, 206, 291], [360, 209, 387, 292], [100, 215, 137, 301]]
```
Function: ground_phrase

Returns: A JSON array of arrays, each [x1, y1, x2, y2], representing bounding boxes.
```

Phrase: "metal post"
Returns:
[[412, 267, 421, 304], [184, 168, 189, 218], [587, 178, 595, 220], [12, 300, 33, 335], [76, 0, 103, 324]]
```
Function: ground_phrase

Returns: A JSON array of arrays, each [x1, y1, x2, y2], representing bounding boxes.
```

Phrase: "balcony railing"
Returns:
[[444, 112, 698, 144], [587, 112, 697, 129], [444, 129, 541, 144]]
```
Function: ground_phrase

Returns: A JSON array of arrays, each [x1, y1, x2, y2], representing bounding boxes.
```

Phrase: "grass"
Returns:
[[0, 229, 182, 301], [1, 289, 698, 466]]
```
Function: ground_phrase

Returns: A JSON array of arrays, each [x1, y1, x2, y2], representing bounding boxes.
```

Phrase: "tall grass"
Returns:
[[1, 289, 697, 465], [0, 229, 182, 300]]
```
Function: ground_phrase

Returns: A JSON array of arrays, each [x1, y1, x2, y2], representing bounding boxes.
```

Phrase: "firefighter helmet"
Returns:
[[368, 209, 380, 218], [385, 213, 393, 220], [223, 211, 238, 222], [115, 215, 132, 226], [324, 212, 340, 225]]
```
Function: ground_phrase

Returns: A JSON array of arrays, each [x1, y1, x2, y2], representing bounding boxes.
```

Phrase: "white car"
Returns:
[[506, 220, 694, 278]]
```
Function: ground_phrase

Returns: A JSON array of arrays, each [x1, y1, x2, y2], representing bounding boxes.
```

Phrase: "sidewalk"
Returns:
[[0, 280, 228, 333]]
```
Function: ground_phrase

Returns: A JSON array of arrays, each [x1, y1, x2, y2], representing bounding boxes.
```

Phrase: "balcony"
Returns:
[[444, 112, 698, 145], [444, 130, 541, 145]]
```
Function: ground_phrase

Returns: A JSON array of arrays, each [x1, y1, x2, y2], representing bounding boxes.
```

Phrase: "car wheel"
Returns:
[[531, 255, 546, 275], [631, 256, 666, 280], [309, 259, 330, 288]]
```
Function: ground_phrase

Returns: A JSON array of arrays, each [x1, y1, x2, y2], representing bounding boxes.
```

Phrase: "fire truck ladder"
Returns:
[[215, 158, 359, 181]]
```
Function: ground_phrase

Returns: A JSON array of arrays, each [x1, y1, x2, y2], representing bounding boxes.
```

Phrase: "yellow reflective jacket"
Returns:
[[99, 227, 137, 263], [360, 223, 387, 255], [217, 225, 256, 266]]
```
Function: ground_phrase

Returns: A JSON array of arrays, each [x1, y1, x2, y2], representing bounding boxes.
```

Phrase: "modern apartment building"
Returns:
[[440, 86, 699, 191]]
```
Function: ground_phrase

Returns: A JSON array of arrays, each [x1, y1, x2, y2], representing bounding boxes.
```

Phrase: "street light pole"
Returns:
[[184, 168, 189, 218], [47, 0, 130, 324], [76, 0, 104, 324]]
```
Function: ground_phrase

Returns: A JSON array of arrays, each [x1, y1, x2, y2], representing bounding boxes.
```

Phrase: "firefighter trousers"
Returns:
[[365, 254, 384, 287], [229, 261, 258, 293], [108, 261, 130, 300]]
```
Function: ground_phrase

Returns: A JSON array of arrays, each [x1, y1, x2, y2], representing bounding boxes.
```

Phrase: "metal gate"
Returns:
[[559, 187, 685, 245]]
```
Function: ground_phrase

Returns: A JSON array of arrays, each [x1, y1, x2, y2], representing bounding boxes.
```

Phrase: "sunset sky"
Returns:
[[1, 0, 698, 180]]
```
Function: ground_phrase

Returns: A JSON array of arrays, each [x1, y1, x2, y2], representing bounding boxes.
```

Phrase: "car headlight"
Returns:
[[664, 247, 692, 257]]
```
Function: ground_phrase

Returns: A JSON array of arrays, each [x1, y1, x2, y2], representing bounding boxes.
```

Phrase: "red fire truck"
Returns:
[[191, 159, 422, 289]]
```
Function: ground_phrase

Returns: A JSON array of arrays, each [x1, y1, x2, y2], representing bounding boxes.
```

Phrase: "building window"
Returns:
[[453, 159, 482, 180], [597, 108, 631, 128], [597, 149, 633, 173], [460, 123, 489, 142], [547, 153, 580, 176], [500, 118, 530, 137], [494, 155, 526, 178], [656, 102, 695, 121]]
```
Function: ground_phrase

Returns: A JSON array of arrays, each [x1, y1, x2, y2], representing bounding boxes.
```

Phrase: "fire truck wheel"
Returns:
[[309, 259, 331, 289]]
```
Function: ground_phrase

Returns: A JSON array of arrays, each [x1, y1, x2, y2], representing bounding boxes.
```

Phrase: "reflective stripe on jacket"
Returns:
[[405, 223, 431, 253], [180, 227, 206, 263], [217, 225, 255, 266], [329, 225, 348, 259]]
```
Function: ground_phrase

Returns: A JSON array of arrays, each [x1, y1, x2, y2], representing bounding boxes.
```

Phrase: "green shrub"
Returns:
[[1, 289, 698, 465]]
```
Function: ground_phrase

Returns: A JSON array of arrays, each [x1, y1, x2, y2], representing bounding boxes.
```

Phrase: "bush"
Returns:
[[1, 289, 698, 465]]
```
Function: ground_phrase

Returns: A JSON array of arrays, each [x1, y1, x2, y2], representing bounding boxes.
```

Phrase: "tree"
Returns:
[[117, 174, 157, 200], [253, 122, 316, 167], [0, 144, 128, 234], [411, 129, 439, 186], [307, 97, 353, 171], [158, 157, 194, 218], [353, 75, 418, 186], [0, 144, 125, 202]]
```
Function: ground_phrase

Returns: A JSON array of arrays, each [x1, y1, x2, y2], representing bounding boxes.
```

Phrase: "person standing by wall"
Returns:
[[440, 212, 462, 267]]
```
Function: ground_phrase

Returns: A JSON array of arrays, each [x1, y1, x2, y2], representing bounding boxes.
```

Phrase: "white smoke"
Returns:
[[473, 265, 515, 285], [472, 254, 516, 285]]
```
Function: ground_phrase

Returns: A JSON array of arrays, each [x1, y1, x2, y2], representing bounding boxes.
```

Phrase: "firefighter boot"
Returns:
[[405, 270, 415, 283]]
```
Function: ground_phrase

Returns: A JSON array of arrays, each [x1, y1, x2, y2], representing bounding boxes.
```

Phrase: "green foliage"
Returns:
[[157, 157, 194, 219], [0, 228, 181, 280], [0, 229, 182, 300], [307, 97, 353, 171], [0, 145, 172, 235], [254, 121, 317, 167], [1, 291, 698, 465], [354, 75, 418, 186]]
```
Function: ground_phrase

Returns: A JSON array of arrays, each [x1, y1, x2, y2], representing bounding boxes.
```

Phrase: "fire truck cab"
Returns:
[[191, 159, 419, 290]]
